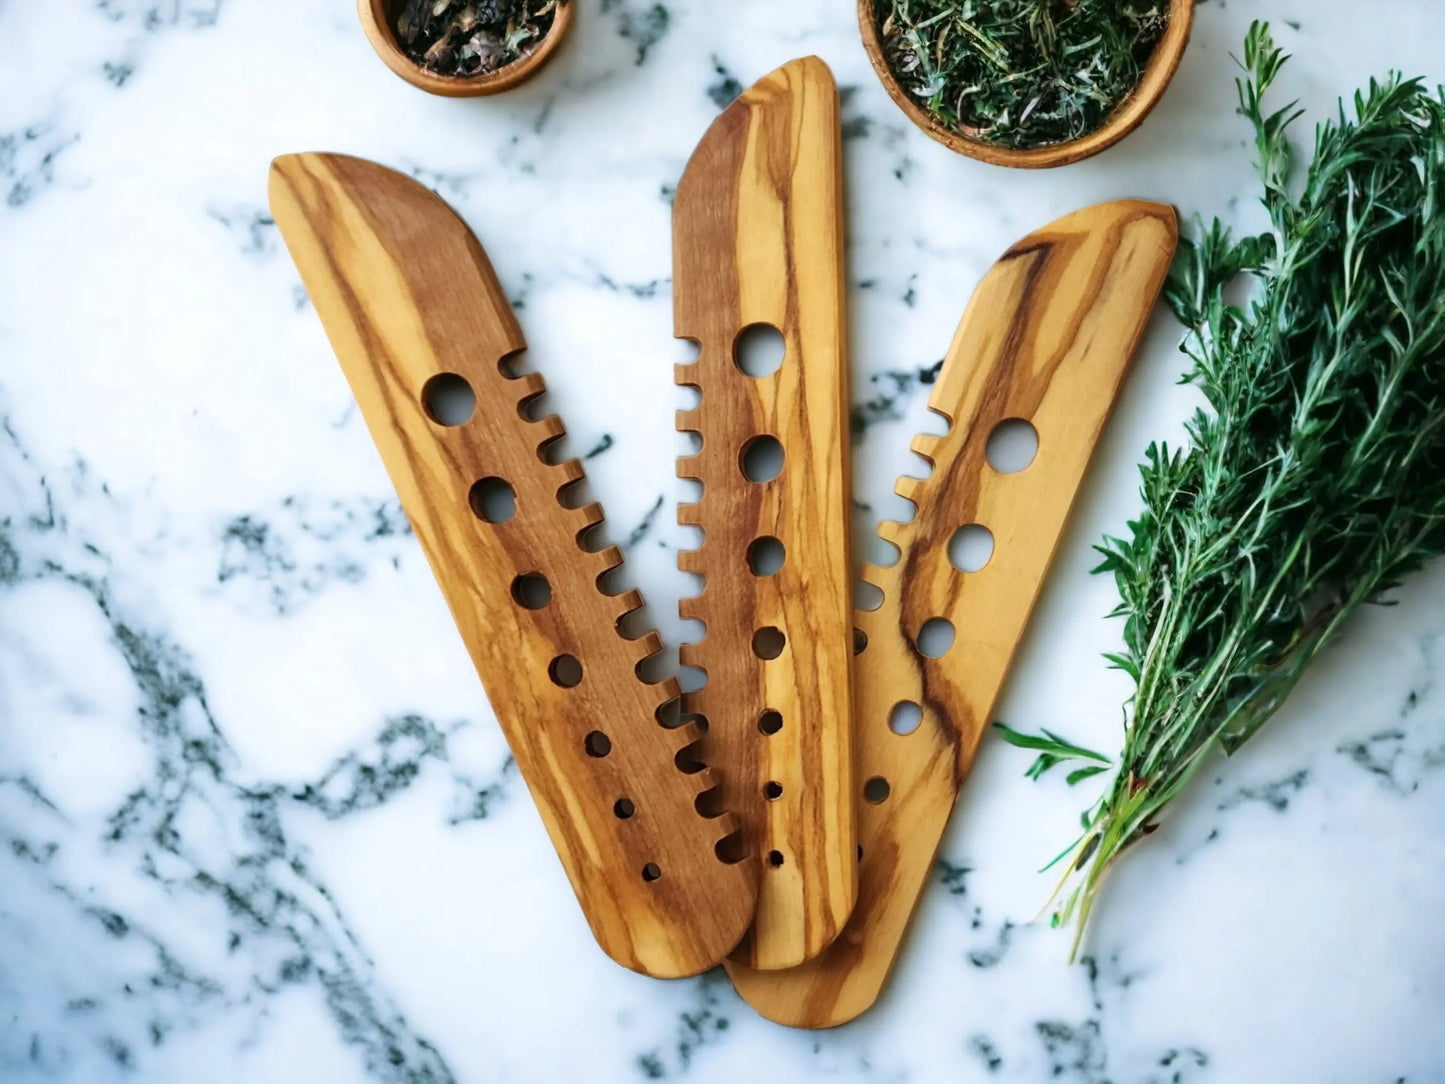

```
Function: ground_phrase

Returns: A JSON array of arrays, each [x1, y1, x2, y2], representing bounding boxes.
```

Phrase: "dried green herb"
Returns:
[[1003, 21, 1445, 954], [874, 0, 1167, 149], [395, 0, 560, 77]]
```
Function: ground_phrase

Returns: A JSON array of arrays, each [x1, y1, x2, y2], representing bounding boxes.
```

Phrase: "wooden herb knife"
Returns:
[[729, 200, 1178, 1024], [673, 57, 858, 971], [270, 152, 758, 978]]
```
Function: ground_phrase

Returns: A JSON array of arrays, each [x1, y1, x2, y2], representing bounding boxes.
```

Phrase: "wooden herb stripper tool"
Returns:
[[730, 200, 1178, 1024], [269, 152, 758, 979], [673, 57, 857, 971]]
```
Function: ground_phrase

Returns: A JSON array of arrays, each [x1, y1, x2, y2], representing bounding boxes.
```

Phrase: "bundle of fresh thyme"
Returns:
[[395, 0, 559, 77], [874, 0, 1168, 148], [1002, 22, 1445, 954]]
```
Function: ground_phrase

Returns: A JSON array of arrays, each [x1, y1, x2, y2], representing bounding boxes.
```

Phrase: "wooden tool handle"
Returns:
[[673, 57, 858, 971], [270, 153, 758, 978], [730, 200, 1178, 1024]]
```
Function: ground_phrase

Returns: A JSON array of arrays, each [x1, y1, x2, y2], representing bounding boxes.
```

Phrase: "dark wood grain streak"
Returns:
[[731, 199, 1178, 1025], [270, 153, 758, 979], [674, 58, 858, 971]]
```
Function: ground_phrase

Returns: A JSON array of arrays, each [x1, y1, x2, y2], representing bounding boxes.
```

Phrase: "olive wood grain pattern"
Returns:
[[858, 0, 1193, 168], [673, 57, 857, 971], [730, 200, 1178, 1024], [269, 152, 758, 978]]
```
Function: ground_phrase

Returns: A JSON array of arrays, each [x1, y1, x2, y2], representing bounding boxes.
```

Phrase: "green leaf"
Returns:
[[1038, 832, 1087, 873], [1041, 20, 1445, 950], [993, 723, 1111, 764]]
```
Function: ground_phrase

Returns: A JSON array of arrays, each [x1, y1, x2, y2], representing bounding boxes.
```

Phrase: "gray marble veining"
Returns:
[[2, 1, 1444, 1081]]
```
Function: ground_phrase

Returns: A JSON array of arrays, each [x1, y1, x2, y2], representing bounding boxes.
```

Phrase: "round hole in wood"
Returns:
[[986, 418, 1039, 473], [510, 572, 551, 609], [746, 536, 786, 576], [549, 654, 583, 688], [470, 477, 517, 524], [758, 709, 783, 736], [614, 798, 635, 819], [752, 626, 786, 660], [916, 617, 956, 658], [734, 323, 786, 378], [948, 524, 995, 573], [889, 701, 922, 735], [766, 850, 785, 868], [421, 372, 475, 426], [863, 776, 891, 804], [642, 862, 662, 882], [763, 781, 783, 801], [853, 627, 868, 655], [740, 435, 784, 482], [583, 730, 611, 757]]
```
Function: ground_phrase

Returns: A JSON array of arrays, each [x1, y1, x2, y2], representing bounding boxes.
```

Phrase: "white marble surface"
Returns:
[[3, 1, 1445, 1081]]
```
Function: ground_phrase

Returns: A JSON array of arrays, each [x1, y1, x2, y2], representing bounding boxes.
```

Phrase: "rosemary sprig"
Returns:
[[873, 0, 1168, 149], [1021, 22, 1445, 955]]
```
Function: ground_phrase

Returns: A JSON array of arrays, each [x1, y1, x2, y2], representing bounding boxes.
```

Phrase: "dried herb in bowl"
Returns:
[[1001, 22, 1445, 955], [395, 0, 560, 78], [874, 0, 1168, 149]]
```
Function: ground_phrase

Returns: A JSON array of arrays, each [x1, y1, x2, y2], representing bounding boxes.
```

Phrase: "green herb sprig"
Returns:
[[874, 0, 1168, 149], [1012, 22, 1445, 956]]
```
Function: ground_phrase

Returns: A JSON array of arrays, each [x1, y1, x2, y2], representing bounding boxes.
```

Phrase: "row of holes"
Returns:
[[586, 732, 661, 882], [716, 326, 882, 874], [734, 333, 787, 716], [590, 723, 743, 882], [683, 335, 795, 868], [855, 421, 1040, 652], [420, 376, 594, 693], [848, 420, 1042, 821], [758, 707, 786, 868], [421, 371, 739, 886]]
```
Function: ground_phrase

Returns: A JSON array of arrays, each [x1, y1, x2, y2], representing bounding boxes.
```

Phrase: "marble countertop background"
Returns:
[[3, 1, 1445, 1081]]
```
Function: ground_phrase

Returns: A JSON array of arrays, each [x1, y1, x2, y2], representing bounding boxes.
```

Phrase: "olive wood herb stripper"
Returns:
[[269, 152, 759, 979], [673, 57, 858, 972]]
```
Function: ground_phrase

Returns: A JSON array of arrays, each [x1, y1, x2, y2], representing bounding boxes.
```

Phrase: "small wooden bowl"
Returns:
[[858, 0, 1193, 168], [358, 0, 574, 97]]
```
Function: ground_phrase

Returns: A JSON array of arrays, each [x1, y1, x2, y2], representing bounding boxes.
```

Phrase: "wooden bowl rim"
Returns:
[[358, 0, 574, 98], [857, 0, 1194, 169]]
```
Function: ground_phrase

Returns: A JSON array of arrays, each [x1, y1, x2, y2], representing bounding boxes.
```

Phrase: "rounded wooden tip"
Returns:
[[856, 0, 1193, 169], [357, 0, 575, 98]]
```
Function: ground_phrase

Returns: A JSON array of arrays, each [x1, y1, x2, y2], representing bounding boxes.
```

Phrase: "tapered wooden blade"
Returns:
[[730, 200, 1178, 1023], [270, 152, 758, 978], [673, 57, 858, 971]]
